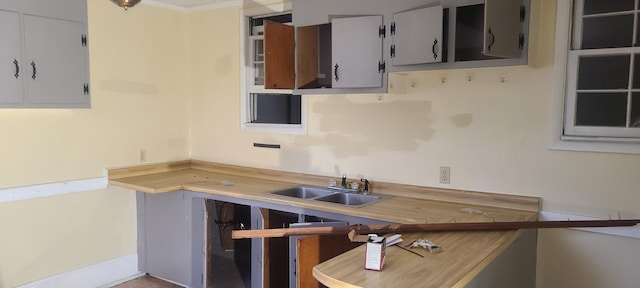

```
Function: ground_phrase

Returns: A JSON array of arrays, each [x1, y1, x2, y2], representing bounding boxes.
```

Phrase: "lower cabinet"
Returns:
[[137, 191, 535, 288], [137, 191, 205, 287]]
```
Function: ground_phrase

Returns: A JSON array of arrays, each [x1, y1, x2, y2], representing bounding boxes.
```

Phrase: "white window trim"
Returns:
[[239, 3, 307, 135], [549, 0, 640, 154]]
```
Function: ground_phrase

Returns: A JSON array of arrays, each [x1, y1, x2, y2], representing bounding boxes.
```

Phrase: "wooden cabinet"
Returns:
[[264, 21, 295, 90], [0, 0, 90, 108], [295, 235, 360, 288], [391, 5, 444, 65]]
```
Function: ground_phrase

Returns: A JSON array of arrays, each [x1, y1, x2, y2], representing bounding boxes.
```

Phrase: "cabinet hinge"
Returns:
[[83, 83, 89, 95], [519, 32, 525, 50], [81, 34, 87, 47], [520, 5, 526, 22], [378, 25, 386, 38], [390, 22, 396, 36], [378, 60, 386, 73], [390, 45, 396, 58]]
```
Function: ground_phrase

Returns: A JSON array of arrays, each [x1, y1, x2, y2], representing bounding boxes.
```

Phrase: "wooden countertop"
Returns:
[[108, 160, 540, 288], [313, 230, 522, 288]]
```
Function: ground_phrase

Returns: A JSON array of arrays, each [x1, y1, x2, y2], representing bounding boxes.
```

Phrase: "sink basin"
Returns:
[[269, 186, 335, 199], [313, 193, 383, 208]]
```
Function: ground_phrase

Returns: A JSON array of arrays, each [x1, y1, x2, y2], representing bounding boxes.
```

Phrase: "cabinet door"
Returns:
[[392, 6, 443, 65], [332, 15, 383, 88], [0, 10, 24, 104], [484, 0, 522, 58], [24, 14, 89, 106], [141, 191, 191, 286], [264, 21, 295, 89]]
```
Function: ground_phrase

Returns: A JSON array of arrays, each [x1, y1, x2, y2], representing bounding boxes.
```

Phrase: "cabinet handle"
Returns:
[[31, 61, 36, 80], [487, 26, 495, 52], [432, 38, 439, 59], [334, 63, 339, 82], [14, 59, 19, 78]]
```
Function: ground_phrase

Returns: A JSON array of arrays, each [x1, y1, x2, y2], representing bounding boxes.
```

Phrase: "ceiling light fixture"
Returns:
[[110, 0, 142, 10]]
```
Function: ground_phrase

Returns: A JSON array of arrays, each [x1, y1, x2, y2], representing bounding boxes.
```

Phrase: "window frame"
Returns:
[[239, 3, 306, 135], [550, 0, 640, 154]]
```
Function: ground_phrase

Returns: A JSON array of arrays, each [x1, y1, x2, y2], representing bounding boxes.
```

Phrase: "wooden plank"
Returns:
[[264, 21, 295, 89], [232, 219, 640, 239]]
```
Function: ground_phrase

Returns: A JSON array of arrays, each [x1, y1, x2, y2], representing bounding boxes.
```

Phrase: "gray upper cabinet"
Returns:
[[0, 0, 89, 108], [391, 6, 444, 66], [483, 0, 523, 58], [332, 16, 384, 88], [0, 10, 23, 105], [24, 15, 89, 106]]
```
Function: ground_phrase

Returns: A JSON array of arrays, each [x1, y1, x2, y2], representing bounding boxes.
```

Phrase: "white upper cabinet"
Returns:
[[483, 0, 523, 58], [24, 15, 88, 106], [331, 15, 384, 88], [0, 10, 24, 104], [391, 6, 443, 65]]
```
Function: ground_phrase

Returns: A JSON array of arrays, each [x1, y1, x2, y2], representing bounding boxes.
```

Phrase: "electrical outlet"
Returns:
[[440, 166, 450, 184], [139, 149, 147, 163]]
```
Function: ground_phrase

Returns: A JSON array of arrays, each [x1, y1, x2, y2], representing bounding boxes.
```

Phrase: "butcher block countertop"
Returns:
[[108, 160, 540, 287]]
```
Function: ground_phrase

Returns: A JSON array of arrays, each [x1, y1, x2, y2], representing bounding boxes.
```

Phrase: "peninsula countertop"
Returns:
[[108, 160, 540, 287]]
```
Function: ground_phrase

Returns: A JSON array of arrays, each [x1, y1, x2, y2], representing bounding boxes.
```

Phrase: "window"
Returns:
[[240, 5, 306, 134], [564, 0, 640, 140]]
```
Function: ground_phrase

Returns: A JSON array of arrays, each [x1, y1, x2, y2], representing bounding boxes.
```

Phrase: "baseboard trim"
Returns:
[[18, 254, 140, 288]]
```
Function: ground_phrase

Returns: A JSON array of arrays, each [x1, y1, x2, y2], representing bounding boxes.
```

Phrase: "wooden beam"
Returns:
[[232, 219, 640, 239]]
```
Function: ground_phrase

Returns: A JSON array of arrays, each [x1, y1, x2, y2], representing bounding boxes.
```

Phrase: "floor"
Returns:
[[112, 275, 182, 288], [111, 255, 245, 288]]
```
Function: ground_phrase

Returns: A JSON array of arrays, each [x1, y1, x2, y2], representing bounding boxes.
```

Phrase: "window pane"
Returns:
[[632, 93, 640, 127], [575, 92, 627, 126], [583, 0, 634, 15], [577, 55, 630, 89], [252, 94, 301, 124], [254, 39, 264, 62], [582, 14, 633, 49], [633, 54, 640, 89]]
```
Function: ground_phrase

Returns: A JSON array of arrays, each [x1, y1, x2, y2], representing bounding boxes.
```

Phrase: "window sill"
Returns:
[[241, 123, 307, 135], [549, 136, 640, 155]]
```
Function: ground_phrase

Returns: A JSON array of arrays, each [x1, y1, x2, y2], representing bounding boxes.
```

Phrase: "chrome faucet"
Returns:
[[328, 174, 359, 193], [360, 178, 370, 195]]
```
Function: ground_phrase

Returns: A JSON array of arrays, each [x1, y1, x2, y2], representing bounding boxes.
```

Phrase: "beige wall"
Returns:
[[0, 0, 190, 286], [188, 0, 640, 287], [1, 0, 639, 287]]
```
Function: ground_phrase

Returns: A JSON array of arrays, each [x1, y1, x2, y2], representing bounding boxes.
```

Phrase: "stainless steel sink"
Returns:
[[269, 186, 335, 199], [268, 186, 386, 208], [313, 192, 383, 208]]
